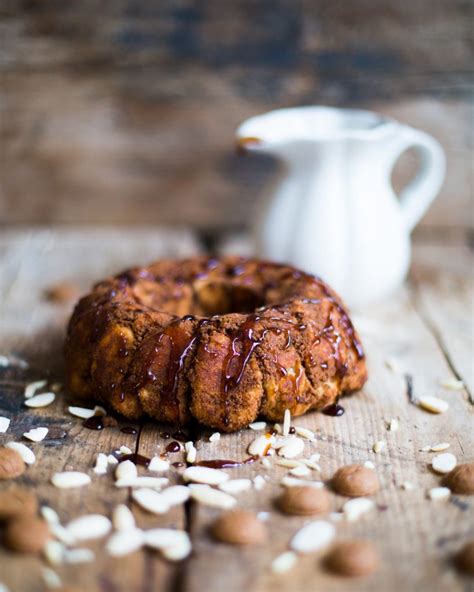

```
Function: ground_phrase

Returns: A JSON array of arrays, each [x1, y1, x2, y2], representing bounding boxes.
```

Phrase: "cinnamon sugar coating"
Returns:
[[65, 257, 367, 432]]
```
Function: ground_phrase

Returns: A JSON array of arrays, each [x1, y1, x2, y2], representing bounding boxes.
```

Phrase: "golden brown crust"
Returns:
[[65, 256, 367, 431]]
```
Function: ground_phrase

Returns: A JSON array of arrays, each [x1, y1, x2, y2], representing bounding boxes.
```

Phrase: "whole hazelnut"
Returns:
[[443, 463, 474, 494], [0, 488, 38, 521], [4, 516, 50, 553], [211, 510, 267, 545], [332, 465, 379, 497], [456, 541, 474, 575], [0, 447, 26, 480], [277, 486, 331, 516], [325, 540, 379, 576]]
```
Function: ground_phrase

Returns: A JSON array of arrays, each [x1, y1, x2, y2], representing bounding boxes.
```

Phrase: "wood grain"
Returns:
[[1, 1, 472, 230], [0, 228, 473, 591]]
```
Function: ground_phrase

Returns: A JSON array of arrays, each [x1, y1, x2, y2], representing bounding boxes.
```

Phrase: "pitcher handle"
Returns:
[[388, 126, 446, 233]]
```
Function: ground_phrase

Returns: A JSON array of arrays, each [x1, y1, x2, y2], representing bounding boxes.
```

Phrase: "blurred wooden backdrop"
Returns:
[[1, 0, 472, 234]]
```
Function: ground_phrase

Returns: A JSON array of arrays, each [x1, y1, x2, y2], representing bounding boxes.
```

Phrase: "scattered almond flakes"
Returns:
[[132, 489, 169, 514], [51, 471, 91, 489], [0, 417, 11, 433], [430, 442, 451, 452], [278, 436, 305, 459], [24, 380, 47, 399], [189, 484, 236, 509], [418, 396, 449, 414], [209, 432, 221, 443], [253, 475, 266, 491], [432, 453, 457, 474], [23, 427, 48, 442], [5, 442, 35, 465], [401, 481, 414, 491], [290, 520, 335, 553], [24, 392, 55, 408], [219, 479, 252, 494], [249, 421, 267, 431], [289, 465, 311, 477], [372, 441, 386, 454], [248, 434, 275, 457], [184, 441, 196, 464], [387, 419, 399, 432], [439, 378, 464, 391], [294, 426, 315, 441], [183, 466, 229, 485], [65, 514, 111, 542], [106, 528, 144, 557], [271, 551, 298, 574], [427, 487, 451, 501], [148, 457, 170, 472], [112, 504, 136, 532], [93, 453, 108, 475], [342, 498, 375, 522]]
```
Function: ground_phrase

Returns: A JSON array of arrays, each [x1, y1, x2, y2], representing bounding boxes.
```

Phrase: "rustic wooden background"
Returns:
[[1, 0, 473, 234]]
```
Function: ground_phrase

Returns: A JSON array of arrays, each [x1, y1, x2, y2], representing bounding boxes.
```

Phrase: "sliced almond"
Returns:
[[253, 475, 266, 490], [281, 477, 323, 489], [23, 427, 48, 442], [43, 540, 65, 566], [93, 453, 108, 475], [418, 396, 449, 414], [387, 419, 399, 432], [427, 486, 451, 501], [24, 392, 55, 408], [148, 457, 170, 472], [0, 416, 11, 433], [115, 476, 169, 489], [275, 458, 304, 469], [290, 520, 335, 553], [106, 529, 144, 557], [185, 441, 197, 464], [218, 479, 252, 494], [160, 485, 191, 507], [132, 488, 169, 514], [5, 442, 35, 465], [51, 471, 91, 489], [372, 441, 386, 454], [182, 466, 229, 485], [68, 405, 105, 419], [63, 548, 95, 564], [432, 453, 457, 474], [115, 460, 137, 481], [112, 504, 136, 531], [24, 380, 47, 399], [289, 465, 311, 477], [248, 434, 275, 457], [295, 427, 315, 441], [430, 443, 451, 452], [439, 378, 464, 391], [189, 484, 236, 509], [342, 497, 375, 522], [145, 528, 191, 560], [209, 432, 221, 443], [271, 551, 298, 574], [278, 436, 305, 459], [66, 514, 111, 541], [249, 421, 267, 431]]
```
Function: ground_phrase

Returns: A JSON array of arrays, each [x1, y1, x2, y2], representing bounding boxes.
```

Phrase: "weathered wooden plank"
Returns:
[[0, 228, 199, 591], [0, 1, 472, 230], [175, 235, 474, 592], [410, 237, 474, 400]]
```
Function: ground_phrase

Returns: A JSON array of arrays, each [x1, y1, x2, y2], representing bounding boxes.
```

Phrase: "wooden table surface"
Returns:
[[0, 227, 472, 592]]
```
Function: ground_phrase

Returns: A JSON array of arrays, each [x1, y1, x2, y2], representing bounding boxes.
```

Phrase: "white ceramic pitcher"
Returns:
[[237, 106, 445, 308]]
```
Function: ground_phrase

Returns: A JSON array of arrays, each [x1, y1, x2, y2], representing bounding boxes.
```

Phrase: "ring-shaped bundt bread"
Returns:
[[65, 257, 367, 432]]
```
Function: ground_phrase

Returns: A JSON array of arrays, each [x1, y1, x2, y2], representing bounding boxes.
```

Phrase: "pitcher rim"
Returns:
[[236, 105, 397, 146]]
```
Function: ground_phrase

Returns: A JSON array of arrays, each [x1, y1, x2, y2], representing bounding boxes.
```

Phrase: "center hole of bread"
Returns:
[[195, 282, 264, 315]]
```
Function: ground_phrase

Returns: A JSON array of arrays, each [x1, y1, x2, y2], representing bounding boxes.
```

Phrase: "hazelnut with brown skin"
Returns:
[[4, 516, 51, 553], [455, 541, 474, 575], [0, 447, 26, 480], [277, 486, 331, 516], [211, 510, 267, 545], [0, 488, 38, 521], [332, 465, 379, 497], [325, 540, 379, 577], [443, 463, 474, 495]]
